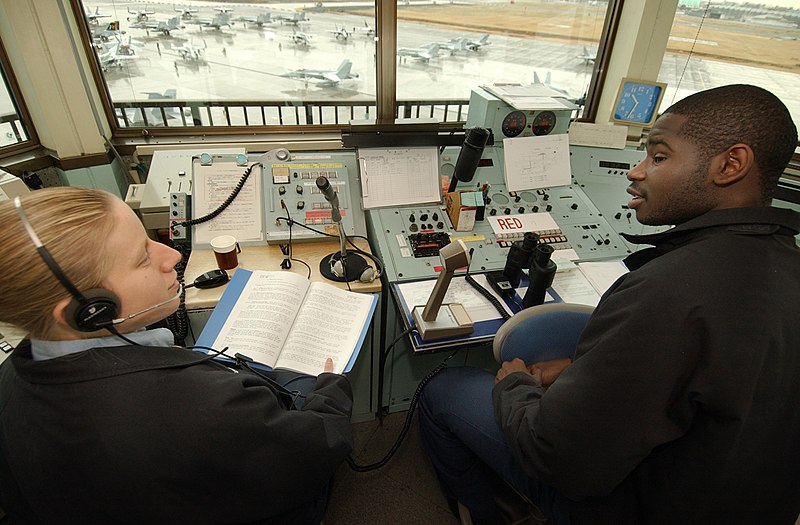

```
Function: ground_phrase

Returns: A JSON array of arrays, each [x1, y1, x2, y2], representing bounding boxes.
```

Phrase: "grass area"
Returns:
[[340, 3, 800, 73]]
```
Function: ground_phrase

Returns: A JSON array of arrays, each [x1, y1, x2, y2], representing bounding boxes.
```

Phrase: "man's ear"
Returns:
[[712, 144, 754, 187]]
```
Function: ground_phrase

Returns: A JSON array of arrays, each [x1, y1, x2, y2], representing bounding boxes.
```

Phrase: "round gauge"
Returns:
[[531, 111, 557, 136], [501, 110, 527, 138], [440, 162, 455, 178], [491, 193, 509, 205], [520, 191, 537, 203]]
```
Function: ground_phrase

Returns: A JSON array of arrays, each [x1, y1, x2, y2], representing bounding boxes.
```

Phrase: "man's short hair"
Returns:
[[664, 84, 797, 201]]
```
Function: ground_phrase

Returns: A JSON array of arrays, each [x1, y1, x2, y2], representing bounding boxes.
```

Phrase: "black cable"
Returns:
[[165, 243, 191, 345], [170, 162, 261, 234], [464, 248, 511, 321], [279, 200, 293, 270], [347, 347, 457, 473]]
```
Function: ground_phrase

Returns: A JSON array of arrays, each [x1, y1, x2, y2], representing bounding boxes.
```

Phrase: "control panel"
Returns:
[[570, 145, 669, 249], [261, 151, 358, 244], [465, 85, 575, 141], [367, 145, 634, 283]]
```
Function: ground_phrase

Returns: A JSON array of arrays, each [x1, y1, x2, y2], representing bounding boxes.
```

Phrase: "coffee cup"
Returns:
[[210, 235, 241, 270]]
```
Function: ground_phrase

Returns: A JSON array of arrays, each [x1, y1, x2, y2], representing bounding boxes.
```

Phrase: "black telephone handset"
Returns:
[[186, 269, 229, 289]]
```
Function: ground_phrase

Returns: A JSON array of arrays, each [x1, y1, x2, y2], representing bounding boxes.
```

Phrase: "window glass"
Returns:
[[657, 1, 800, 126], [396, 1, 608, 121], [79, 1, 377, 129], [0, 58, 30, 148]]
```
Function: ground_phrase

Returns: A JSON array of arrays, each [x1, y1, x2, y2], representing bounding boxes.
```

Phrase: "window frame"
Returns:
[[69, 0, 617, 139], [0, 35, 40, 159]]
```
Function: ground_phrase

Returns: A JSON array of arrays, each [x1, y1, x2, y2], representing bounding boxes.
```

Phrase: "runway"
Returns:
[[87, 1, 799, 124]]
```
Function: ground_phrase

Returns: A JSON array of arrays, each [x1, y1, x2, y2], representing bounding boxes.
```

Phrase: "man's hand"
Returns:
[[495, 358, 542, 384], [323, 358, 334, 373], [528, 357, 572, 387]]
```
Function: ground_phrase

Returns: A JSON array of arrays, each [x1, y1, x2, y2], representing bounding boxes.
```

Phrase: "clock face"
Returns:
[[613, 82, 665, 125]]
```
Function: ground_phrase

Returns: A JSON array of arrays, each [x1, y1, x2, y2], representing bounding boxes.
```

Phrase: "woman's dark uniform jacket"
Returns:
[[0, 342, 354, 524]]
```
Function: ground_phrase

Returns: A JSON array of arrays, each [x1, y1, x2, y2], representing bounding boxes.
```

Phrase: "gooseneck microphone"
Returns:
[[448, 127, 491, 193], [110, 284, 184, 325], [315, 176, 372, 283], [316, 175, 341, 223]]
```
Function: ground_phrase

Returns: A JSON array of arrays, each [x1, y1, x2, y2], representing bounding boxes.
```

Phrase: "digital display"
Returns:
[[599, 160, 631, 170], [477, 158, 494, 167]]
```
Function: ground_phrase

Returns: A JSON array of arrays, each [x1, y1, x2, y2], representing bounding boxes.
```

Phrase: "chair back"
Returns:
[[493, 303, 594, 363]]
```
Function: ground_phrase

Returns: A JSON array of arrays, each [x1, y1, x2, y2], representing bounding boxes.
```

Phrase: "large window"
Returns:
[[657, 1, 800, 124], [77, 0, 613, 132], [0, 37, 35, 154], [395, 2, 605, 117], [77, 0, 378, 130]]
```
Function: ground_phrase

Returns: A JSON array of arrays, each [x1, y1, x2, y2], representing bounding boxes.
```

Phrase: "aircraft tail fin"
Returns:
[[336, 60, 352, 78]]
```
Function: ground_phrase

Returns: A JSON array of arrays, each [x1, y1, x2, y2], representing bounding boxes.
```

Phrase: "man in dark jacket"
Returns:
[[419, 84, 800, 524]]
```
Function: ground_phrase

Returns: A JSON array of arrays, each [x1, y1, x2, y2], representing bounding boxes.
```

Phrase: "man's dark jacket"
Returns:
[[0, 343, 353, 524], [494, 207, 800, 524]]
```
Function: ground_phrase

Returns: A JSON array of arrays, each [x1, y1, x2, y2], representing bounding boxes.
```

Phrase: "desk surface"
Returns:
[[184, 239, 381, 310]]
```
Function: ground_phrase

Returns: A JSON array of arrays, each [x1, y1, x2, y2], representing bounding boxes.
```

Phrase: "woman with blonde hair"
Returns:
[[0, 186, 353, 524]]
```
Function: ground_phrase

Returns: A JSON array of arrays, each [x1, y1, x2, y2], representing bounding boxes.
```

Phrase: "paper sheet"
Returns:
[[357, 147, 441, 208], [397, 274, 513, 323], [503, 134, 572, 191], [192, 161, 263, 246]]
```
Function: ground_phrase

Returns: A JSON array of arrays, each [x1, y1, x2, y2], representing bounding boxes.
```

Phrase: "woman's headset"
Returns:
[[14, 197, 121, 332]]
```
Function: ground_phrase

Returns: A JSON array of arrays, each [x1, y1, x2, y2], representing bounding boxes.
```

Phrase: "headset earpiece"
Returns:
[[64, 288, 121, 332], [331, 257, 375, 283]]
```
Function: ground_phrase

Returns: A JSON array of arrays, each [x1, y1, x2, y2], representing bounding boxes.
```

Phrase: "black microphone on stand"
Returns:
[[316, 176, 373, 283], [448, 127, 491, 193]]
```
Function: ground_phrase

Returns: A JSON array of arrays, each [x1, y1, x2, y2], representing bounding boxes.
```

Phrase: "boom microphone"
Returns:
[[110, 284, 184, 325], [316, 175, 341, 223], [448, 127, 490, 193]]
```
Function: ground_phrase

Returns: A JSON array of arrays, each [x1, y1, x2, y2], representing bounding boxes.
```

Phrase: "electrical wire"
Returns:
[[171, 162, 261, 234], [464, 248, 512, 321], [347, 344, 457, 473]]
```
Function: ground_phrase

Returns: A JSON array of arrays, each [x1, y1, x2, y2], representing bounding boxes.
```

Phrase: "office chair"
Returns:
[[493, 302, 594, 364], [485, 303, 595, 524]]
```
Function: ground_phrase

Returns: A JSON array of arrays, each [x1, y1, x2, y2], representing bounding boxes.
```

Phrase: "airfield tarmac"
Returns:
[[88, 0, 799, 123]]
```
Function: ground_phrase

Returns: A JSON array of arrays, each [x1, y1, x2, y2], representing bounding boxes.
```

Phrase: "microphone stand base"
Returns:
[[412, 304, 474, 341], [320, 251, 370, 282]]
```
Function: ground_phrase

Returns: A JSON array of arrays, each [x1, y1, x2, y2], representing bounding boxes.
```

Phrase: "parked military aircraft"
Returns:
[[436, 37, 466, 55], [84, 7, 110, 25], [121, 89, 187, 127], [464, 34, 491, 51], [282, 59, 358, 86], [533, 71, 585, 106], [274, 12, 307, 26], [91, 20, 122, 43], [237, 13, 274, 28], [193, 13, 232, 30], [330, 25, 352, 41], [174, 41, 206, 61], [131, 16, 183, 36], [289, 28, 311, 46], [397, 43, 440, 63], [355, 20, 375, 37], [214, 7, 234, 15], [143, 88, 177, 99], [173, 5, 198, 20], [126, 8, 156, 23], [577, 46, 596, 64], [96, 35, 144, 71]]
